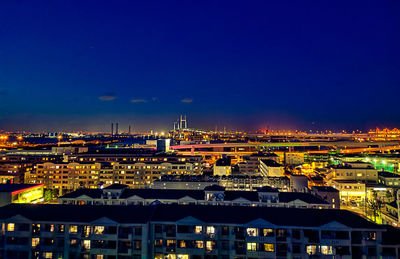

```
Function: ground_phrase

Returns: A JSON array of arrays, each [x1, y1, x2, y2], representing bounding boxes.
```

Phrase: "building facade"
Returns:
[[0, 204, 399, 259]]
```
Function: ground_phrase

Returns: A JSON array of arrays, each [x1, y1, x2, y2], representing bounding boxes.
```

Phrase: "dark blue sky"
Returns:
[[1, 1, 399, 132]]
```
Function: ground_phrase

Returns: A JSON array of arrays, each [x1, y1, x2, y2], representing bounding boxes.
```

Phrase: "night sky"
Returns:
[[1, 1, 399, 132]]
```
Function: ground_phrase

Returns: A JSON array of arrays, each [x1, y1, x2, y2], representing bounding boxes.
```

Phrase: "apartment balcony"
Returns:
[[90, 248, 118, 255], [176, 233, 203, 240], [117, 247, 132, 255], [4, 244, 30, 251], [117, 233, 132, 240], [247, 251, 275, 258], [90, 233, 118, 240], [320, 239, 351, 246], [176, 247, 204, 255], [4, 231, 31, 238], [246, 236, 275, 243]]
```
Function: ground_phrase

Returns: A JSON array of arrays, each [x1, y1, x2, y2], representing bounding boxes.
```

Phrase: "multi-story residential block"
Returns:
[[67, 151, 204, 175], [311, 186, 340, 209], [328, 162, 378, 183], [0, 204, 399, 259], [151, 175, 290, 191], [238, 153, 279, 174], [260, 159, 284, 177], [58, 184, 332, 209], [378, 171, 400, 187], [213, 157, 231, 176], [26, 160, 203, 195], [0, 162, 34, 184]]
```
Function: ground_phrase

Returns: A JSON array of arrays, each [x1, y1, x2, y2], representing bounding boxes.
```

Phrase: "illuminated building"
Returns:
[[151, 175, 290, 191], [0, 204, 399, 258], [284, 152, 305, 165], [331, 180, 366, 204], [378, 171, 400, 187], [26, 160, 202, 195], [213, 157, 231, 176], [260, 159, 284, 177], [0, 184, 44, 206], [328, 162, 378, 183], [238, 152, 279, 175], [368, 128, 400, 140]]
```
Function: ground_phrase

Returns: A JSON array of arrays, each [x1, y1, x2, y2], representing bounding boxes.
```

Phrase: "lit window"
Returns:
[[195, 241, 203, 249], [7, 223, 15, 231], [206, 226, 215, 234], [247, 242, 257, 251], [167, 240, 176, 247], [262, 228, 274, 237], [195, 226, 202, 234], [94, 226, 104, 234], [32, 238, 40, 248], [179, 240, 186, 248], [306, 245, 317, 255], [263, 243, 274, 252], [321, 245, 333, 255], [177, 255, 189, 259], [83, 240, 91, 250], [43, 252, 53, 259], [246, 228, 258, 236], [95, 255, 103, 259], [69, 225, 78, 234], [155, 239, 163, 247], [206, 241, 215, 251]]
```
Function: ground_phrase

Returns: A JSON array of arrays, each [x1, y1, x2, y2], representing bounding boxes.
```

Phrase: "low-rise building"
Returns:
[[0, 184, 44, 207], [151, 175, 290, 191], [311, 186, 340, 209], [329, 162, 378, 183], [59, 184, 332, 209], [378, 171, 400, 187], [260, 159, 284, 177], [0, 204, 399, 258], [213, 157, 231, 176]]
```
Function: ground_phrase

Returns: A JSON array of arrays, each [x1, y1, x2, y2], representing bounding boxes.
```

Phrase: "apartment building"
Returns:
[[328, 162, 378, 183], [260, 160, 285, 177], [67, 151, 204, 174], [58, 184, 332, 209], [151, 175, 290, 191], [26, 160, 202, 195], [0, 204, 399, 259]]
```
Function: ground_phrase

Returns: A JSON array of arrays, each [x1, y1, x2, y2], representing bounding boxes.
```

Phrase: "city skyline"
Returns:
[[1, 1, 400, 132]]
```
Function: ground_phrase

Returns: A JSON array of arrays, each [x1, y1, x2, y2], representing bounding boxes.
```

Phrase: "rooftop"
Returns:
[[0, 184, 43, 193], [378, 171, 400, 178], [312, 186, 339, 193], [261, 159, 282, 167], [0, 203, 380, 229]]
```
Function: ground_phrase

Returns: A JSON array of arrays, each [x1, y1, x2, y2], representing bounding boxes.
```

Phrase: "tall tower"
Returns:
[[116, 123, 119, 135], [128, 125, 131, 134], [180, 115, 187, 129], [111, 123, 114, 136]]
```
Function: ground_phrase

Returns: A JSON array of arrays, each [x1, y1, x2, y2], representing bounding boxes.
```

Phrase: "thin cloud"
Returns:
[[98, 93, 116, 101], [152, 97, 159, 102], [181, 98, 193, 103], [131, 99, 147, 103]]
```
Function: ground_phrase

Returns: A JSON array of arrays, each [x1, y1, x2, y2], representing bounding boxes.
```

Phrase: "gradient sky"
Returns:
[[1, 1, 399, 132]]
